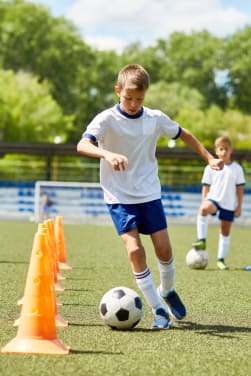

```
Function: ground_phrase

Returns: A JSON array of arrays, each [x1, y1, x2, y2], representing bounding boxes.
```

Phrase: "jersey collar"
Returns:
[[116, 103, 143, 119]]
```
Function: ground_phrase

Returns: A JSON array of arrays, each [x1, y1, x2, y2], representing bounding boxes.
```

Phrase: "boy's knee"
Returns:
[[200, 207, 209, 216]]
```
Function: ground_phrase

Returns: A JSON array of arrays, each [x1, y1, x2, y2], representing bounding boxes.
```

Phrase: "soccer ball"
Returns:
[[186, 248, 208, 269], [99, 286, 143, 330]]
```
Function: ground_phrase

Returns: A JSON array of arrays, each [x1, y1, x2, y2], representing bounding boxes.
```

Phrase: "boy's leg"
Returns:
[[193, 201, 217, 250], [120, 229, 171, 329], [151, 229, 186, 320], [217, 220, 232, 270]]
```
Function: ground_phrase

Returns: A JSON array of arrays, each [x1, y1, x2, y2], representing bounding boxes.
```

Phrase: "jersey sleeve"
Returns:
[[82, 111, 108, 142], [156, 110, 182, 139], [236, 164, 246, 185], [201, 165, 211, 185]]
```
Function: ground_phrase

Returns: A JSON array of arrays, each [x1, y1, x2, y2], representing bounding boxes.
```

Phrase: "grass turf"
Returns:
[[0, 221, 251, 376]]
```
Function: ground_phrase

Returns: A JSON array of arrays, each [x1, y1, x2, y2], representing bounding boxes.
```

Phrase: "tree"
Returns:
[[153, 31, 227, 108], [0, 0, 96, 139], [144, 81, 205, 119], [0, 69, 74, 142], [224, 26, 251, 114]]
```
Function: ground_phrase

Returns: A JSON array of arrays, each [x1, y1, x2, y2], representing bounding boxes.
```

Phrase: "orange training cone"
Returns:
[[55, 216, 72, 270], [38, 224, 68, 327], [16, 223, 63, 307], [1, 231, 69, 355], [46, 219, 65, 291], [15, 226, 67, 328]]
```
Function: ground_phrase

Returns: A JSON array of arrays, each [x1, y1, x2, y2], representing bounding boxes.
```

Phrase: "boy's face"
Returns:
[[215, 142, 233, 163], [115, 86, 145, 116]]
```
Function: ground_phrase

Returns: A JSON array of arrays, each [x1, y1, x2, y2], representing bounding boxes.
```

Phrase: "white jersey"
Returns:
[[202, 162, 245, 210], [83, 104, 181, 204]]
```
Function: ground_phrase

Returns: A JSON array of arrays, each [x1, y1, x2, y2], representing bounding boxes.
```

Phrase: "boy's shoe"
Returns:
[[217, 260, 229, 270], [192, 239, 206, 250], [151, 308, 172, 330], [158, 288, 186, 320]]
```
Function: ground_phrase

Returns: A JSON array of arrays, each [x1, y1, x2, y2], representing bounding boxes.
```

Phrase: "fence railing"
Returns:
[[1, 158, 251, 189]]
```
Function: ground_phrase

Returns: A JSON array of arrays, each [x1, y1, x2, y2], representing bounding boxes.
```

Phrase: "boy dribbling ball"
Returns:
[[77, 64, 223, 329]]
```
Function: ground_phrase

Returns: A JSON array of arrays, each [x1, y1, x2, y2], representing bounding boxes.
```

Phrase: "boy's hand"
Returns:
[[235, 207, 241, 217], [104, 151, 128, 171], [208, 158, 224, 170]]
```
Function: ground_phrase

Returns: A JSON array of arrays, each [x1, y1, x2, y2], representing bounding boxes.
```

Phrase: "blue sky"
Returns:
[[30, 0, 251, 52]]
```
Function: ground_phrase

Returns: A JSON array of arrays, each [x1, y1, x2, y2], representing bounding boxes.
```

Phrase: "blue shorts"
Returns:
[[208, 199, 235, 222], [107, 199, 167, 235]]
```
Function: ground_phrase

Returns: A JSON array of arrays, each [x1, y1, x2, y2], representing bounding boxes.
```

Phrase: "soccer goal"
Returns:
[[34, 181, 111, 223]]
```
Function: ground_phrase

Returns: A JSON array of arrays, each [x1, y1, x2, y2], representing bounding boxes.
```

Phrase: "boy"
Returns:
[[192, 136, 245, 270], [77, 64, 223, 329]]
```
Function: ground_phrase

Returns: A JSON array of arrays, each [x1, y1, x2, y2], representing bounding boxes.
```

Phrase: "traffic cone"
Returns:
[[46, 219, 65, 280], [55, 216, 72, 270], [16, 223, 63, 308], [46, 219, 65, 291], [14, 226, 67, 328], [38, 224, 68, 327], [1, 231, 69, 355]]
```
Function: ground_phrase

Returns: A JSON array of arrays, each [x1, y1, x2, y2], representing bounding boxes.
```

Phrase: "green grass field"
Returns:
[[0, 221, 250, 376]]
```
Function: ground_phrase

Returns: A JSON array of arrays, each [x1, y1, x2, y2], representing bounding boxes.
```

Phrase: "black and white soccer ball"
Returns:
[[99, 286, 143, 330], [186, 248, 208, 269]]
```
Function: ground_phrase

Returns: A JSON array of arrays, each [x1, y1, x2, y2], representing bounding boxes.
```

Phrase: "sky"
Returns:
[[29, 0, 251, 52]]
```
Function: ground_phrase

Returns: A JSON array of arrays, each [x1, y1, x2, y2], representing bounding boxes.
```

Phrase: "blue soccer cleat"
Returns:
[[151, 308, 172, 330], [158, 288, 186, 320]]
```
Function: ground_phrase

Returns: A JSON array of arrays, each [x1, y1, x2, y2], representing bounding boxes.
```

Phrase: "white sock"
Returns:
[[134, 267, 163, 310], [217, 234, 230, 260], [197, 214, 208, 240], [157, 258, 175, 296]]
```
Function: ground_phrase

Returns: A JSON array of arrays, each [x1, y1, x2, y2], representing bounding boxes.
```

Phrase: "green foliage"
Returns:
[[154, 31, 227, 107], [0, 69, 74, 142], [1, 1, 251, 148], [174, 105, 251, 149], [224, 26, 251, 114], [0, 0, 96, 138], [145, 81, 205, 118]]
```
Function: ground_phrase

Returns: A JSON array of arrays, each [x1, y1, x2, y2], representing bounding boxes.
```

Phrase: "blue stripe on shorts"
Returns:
[[107, 199, 167, 235]]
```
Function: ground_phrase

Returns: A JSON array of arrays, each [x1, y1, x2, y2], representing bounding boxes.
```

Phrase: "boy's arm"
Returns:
[[77, 138, 128, 171], [179, 128, 224, 170], [235, 185, 244, 217]]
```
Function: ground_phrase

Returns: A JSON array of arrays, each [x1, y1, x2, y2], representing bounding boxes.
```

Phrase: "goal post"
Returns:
[[34, 181, 111, 223]]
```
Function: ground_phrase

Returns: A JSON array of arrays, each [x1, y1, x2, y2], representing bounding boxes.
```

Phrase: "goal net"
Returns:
[[34, 181, 111, 224]]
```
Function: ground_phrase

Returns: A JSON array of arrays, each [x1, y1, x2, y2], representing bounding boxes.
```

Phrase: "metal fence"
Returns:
[[1, 158, 251, 189]]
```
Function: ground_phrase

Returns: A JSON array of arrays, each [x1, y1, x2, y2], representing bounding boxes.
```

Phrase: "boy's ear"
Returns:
[[114, 85, 121, 97]]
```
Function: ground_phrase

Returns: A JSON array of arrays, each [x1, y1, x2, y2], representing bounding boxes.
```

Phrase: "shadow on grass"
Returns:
[[0, 260, 28, 264], [173, 320, 251, 338], [62, 303, 96, 307], [194, 267, 251, 272], [64, 288, 92, 292], [69, 322, 104, 327], [65, 277, 91, 281], [70, 349, 123, 355]]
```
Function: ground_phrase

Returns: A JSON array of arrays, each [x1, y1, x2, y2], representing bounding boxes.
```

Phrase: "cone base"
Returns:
[[59, 262, 72, 270], [56, 314, 68, 327], [1, 337, 70, 355], [55, 282, 65, 292], [17, 296, 24, 306], [57, 271, 66, 280]]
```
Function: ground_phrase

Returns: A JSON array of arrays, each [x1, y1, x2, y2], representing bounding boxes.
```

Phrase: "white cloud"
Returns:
[[64, 0, 250, 51], [85, 35, 124, 52]]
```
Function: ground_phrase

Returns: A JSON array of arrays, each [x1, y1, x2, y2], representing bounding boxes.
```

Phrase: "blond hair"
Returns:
[[215, 136, 232, 148], [117, 64, 150, 91]]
